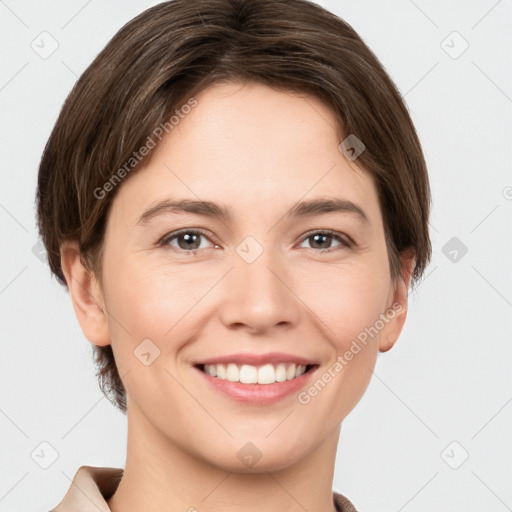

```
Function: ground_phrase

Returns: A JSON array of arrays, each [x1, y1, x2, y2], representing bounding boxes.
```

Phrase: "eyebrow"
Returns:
[[136, 197, 370, 226]]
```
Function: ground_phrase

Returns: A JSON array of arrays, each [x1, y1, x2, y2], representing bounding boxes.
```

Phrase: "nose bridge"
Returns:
[[218, 234, 300, 332]]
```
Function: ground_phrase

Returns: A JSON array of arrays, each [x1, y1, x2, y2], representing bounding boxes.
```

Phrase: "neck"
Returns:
[[108, 401, 341, 512]]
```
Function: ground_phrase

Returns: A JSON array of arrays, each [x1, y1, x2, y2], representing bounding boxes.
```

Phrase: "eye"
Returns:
[[158, 228, 352, 254], [159, 229, 218, 253], [298, 230, 352, 251]]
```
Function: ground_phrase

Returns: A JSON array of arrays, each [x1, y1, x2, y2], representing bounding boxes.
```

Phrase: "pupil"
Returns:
[[311, 234, 330, 249], [179, 233, 200, 250]]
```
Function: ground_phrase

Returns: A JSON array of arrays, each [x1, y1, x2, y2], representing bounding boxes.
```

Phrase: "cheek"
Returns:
[[295, 255, 391, 349], [293, 262, 390, 418], [102, 261, 208, 418], [103, 256, 217, 364]]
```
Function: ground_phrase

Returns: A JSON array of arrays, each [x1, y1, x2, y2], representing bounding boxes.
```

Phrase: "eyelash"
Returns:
[[158, 228, 353, 254]]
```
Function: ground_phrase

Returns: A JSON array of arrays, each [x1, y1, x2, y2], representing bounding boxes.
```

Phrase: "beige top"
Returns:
[[49, 465, 358, 512]]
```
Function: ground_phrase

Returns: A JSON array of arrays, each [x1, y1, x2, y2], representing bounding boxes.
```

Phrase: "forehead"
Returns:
[[109, 81, 383, 230]]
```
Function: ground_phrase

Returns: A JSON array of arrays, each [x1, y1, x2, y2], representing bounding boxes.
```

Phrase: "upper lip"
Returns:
[[194, 352, 318, 367]]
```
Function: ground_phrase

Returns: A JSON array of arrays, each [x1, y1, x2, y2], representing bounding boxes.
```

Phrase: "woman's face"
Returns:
[[92, 82, 411, 471]]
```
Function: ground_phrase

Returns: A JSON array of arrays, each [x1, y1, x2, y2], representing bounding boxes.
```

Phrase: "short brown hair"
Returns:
[[36, 0, 432, 414]]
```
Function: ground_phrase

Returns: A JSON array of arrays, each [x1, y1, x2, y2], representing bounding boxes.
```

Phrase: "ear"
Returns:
[[60, 240, 111, 347], [378, 251, 415, 353]]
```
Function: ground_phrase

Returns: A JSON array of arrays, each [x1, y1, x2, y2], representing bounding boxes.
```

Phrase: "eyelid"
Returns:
[[158, 228, 218, 249], [159, 227, 354, 254], [296, 229, 353, 250]]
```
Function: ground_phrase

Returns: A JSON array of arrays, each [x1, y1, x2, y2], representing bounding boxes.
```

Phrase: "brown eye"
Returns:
[[299, 231, 351, 251], [160, 229, 215, 252]]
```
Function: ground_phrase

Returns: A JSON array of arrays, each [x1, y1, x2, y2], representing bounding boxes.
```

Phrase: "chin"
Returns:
[[200, 435, 309, 474]]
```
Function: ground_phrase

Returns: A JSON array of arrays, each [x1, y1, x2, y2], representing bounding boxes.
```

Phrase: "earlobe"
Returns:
[[378, 251, 415, 353], [60, 240, 111, 347]]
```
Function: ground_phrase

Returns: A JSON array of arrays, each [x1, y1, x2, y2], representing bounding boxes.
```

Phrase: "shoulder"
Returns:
[[50, 465, 123, 512], [333, 490, 358, 512]]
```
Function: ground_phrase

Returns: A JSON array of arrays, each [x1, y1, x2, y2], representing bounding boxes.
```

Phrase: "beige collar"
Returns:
[[51, 465, 357, 512]]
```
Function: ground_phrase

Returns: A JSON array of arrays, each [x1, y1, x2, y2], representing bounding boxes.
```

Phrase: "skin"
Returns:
[[61, 81, 414, 512]]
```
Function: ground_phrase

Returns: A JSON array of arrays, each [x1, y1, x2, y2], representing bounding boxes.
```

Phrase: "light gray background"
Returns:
[[1, 0, 511, 510]]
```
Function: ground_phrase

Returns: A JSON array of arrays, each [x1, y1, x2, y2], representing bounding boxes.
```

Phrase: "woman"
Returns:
[[36, 0, 431, 510]]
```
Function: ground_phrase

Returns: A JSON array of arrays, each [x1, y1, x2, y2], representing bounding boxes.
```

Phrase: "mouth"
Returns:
[[194, 362, 318, 385], [192, 352, 320, 404]]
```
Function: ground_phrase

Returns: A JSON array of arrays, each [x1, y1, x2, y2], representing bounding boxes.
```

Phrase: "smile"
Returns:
[[198, 362, 314, 385], [193, 360, 319, 404]]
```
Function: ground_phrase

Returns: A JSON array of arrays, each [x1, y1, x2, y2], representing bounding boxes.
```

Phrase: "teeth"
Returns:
[[202, 363, 308, 384]]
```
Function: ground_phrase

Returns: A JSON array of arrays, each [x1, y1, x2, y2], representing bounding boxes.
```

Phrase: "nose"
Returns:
[[217, 244, 302, 335]]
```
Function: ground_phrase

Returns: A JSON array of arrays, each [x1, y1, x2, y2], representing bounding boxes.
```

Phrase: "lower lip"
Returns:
[[194, 366, 318, 405]]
